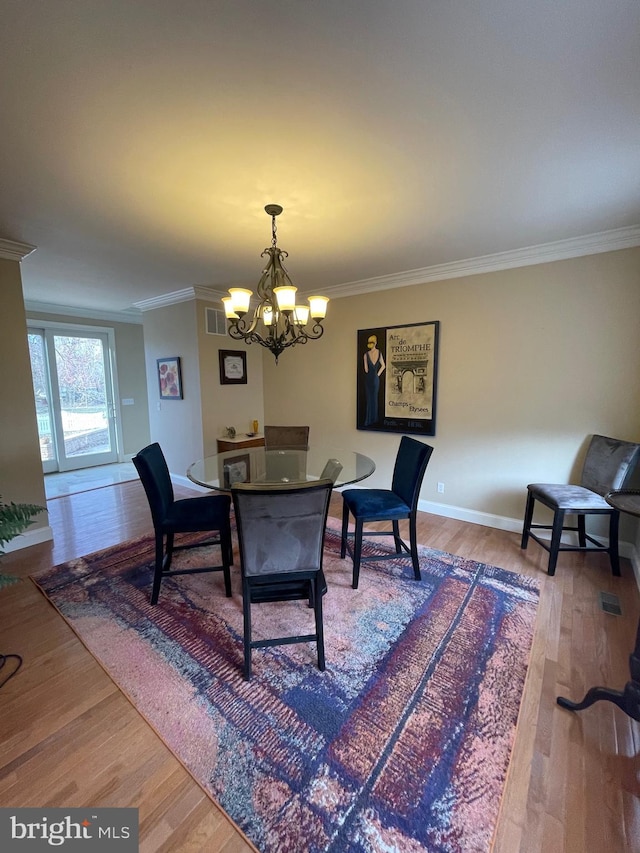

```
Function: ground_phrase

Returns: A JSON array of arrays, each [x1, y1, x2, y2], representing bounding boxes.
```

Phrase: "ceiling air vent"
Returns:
[[205, 307, 227, 336]]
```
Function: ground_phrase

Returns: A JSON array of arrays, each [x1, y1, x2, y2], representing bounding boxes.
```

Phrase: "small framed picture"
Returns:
[[219, 349, 247, 385], [157, 357, 183, 399], [223, 454, 251, 488]]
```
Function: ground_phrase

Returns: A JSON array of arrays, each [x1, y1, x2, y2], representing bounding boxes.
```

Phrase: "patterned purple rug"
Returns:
[[31, 521, 539, 853]]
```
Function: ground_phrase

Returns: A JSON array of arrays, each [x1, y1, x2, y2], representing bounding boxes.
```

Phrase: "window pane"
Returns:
[[53, 335, 112, 458], [28, 333, 55, 463]]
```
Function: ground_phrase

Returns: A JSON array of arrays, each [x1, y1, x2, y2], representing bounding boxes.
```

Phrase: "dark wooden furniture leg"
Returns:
[[557, 489, 640, 721], [557, 617, 640, 721]]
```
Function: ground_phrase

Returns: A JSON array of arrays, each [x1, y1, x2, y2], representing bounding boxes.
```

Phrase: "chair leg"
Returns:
[[340, 501, 349, 558], [221, 528, 232, 597], [150, 530, 165, 605], [577, 514, 586, 548], [165, 533, 174, 569], [242, 580, 252, 681], [521, 491, 535, 549], [548, 509, 565, 576], [609, 510, 621, 577], [314, 573, 325, 672], [352, 519, 364, 590], [409, 514, 421, 581], [392, 520, 402, 554]]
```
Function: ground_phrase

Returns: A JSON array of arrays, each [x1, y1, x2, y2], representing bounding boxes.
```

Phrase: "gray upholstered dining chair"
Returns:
[[133, 442, 232, 604], [231, 478, 333, 680], [521, 434, 640, 576], [263, 425, 310, 449], [319, 457, 343, 484]]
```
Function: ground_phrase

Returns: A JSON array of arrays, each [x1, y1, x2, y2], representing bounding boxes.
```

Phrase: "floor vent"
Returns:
[[599, 591, 622, 616]]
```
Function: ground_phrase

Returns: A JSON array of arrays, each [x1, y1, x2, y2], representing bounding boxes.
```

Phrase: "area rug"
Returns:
[[31, 521, 539, 853]]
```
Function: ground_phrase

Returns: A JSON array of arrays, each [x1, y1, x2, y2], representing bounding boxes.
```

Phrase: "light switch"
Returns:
[[122, 398, 134, 406]]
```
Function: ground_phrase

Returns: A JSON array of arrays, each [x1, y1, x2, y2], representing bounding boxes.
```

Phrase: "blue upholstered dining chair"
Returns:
[[132, 442, 232, 604], [231, 479, 333, 681], [340, 436, 434, 589], [521, 434, 640, 576]]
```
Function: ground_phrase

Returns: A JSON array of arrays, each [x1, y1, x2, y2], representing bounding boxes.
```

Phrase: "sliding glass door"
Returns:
[[28, 324, 119, 472]]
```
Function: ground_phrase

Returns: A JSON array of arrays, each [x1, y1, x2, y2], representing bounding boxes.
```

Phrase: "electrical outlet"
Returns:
[[437, 482, 445, 494]]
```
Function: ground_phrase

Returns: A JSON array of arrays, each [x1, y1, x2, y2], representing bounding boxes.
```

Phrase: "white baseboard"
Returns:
[[173, 481, 640, 593], [419, 498, 521, 533], [422, 498, 639, 590], [3, 525, 54, 553], [7, 482, 639, 594]]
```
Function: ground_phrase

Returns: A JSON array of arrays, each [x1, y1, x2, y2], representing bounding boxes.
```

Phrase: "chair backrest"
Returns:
[[580, 434, 640, 496], [391, 436, 434, 510], [264, 425, 310, 449], [132, 442, 175, 527], [231, 479, 332, 578], [319, 458, 343, 484]]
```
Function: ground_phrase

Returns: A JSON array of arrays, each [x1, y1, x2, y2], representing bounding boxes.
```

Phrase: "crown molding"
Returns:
[[192, 285, 229, 302], [321, 224, 640, 299], [38, 224, 640, 317], [133, 285, 227, 312], [24, 300, 143, 325], [0, 238, 37, 262]]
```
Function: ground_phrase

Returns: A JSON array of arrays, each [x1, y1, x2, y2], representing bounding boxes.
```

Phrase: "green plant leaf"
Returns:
[[0, 496, 44, 555]]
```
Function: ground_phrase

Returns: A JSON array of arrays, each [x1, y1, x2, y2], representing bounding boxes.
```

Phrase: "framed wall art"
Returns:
[[157, 356, 183, 400], [356, 321, 439, 436], [219, 349, 247, 385]]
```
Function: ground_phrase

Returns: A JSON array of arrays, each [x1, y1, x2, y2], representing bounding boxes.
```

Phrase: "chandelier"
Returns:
[[223, 204, 329, 363]]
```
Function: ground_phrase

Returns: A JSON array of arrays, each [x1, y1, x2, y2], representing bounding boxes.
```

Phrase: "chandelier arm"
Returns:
[[227, 322, 247, 342], [235, 312, 260, 336], [303, 321, 325, 340]]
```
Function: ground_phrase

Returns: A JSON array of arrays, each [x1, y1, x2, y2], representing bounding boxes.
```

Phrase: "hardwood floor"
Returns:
[[1, 481, 638, 852]]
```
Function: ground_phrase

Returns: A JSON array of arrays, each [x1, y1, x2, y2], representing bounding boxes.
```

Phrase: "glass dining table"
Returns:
[[187, 445, 376, 491]]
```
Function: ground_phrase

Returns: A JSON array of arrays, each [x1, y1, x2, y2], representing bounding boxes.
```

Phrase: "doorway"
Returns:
[[27, 322, 121, 472]]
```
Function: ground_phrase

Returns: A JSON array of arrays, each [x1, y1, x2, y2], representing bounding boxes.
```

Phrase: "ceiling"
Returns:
[[1, 1, 639, 316]]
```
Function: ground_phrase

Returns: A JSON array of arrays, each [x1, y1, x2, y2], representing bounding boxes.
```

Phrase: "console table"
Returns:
[[556, 489, 640, 721], [216, 434, 265, 453]]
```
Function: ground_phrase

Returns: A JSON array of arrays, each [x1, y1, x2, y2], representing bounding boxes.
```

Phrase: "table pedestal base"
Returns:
[[557, 618, 640, 722], [557, 683, 640, 721]]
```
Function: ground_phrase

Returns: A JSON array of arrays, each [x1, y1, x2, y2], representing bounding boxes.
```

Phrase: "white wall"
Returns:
[[195, 300, 265, 456], [142, 300, 204, 478], [0, 257, 49, 541], [141, 298, 266, 474]]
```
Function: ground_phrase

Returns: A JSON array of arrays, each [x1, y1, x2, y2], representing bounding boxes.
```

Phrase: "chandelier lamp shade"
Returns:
[[223, 204, 329, 363]]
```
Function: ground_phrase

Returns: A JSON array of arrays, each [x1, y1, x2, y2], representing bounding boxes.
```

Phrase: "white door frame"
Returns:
[[27, 319, 124, 471]]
